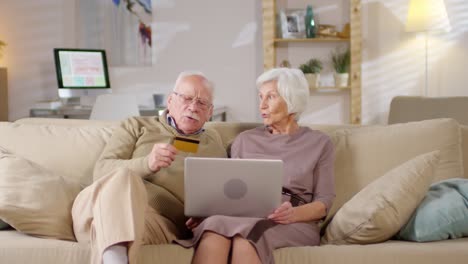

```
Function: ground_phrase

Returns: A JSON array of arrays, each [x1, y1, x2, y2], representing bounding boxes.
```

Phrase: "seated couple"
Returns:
[[71, 68, 336, 264]]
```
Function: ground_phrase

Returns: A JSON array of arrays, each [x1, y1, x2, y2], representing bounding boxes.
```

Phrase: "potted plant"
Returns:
[[331, 47, 350, 87], [299, 58, 323, 88]]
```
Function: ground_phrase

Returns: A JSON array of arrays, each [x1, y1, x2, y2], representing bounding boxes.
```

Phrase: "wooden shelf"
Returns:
[[262, 0, 362, 124], [310, 86, 350, 92], [274, 37, 349, 44]]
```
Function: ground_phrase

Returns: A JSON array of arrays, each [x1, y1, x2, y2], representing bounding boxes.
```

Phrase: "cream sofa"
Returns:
[[0, 117, 467, 264]]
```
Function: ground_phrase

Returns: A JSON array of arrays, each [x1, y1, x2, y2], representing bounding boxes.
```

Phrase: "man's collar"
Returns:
[[166, 113, 205, 136]]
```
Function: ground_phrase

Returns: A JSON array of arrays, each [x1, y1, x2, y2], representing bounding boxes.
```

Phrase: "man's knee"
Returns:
[[73, 168, 139, 212], [102, 167, 143, 188], [73, 167, 146, 220]]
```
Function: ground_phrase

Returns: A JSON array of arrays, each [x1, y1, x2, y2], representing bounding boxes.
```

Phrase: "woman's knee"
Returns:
[[231, 236, 261, 264], [232, 235, 255, 254], [193, 232, 231, 264], [199, 231, 231, 249]]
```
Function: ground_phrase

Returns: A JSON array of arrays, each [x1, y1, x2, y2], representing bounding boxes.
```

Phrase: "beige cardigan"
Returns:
[[93, 112, 227, 231]]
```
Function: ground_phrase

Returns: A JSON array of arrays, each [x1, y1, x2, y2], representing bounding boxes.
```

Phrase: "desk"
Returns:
[[30, 105, 228, 121]]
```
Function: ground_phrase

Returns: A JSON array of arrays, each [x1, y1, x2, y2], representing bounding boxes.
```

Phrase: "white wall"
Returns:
[[1, 0, 468, 124], [111, 0, 263, 122], [0, 0, 76, 121], [0, 0, 262, 122], [361, 0, 468, 124]]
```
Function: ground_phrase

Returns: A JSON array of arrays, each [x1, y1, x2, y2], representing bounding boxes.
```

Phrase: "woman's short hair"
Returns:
[[174, 70, 215, 98], [256, 68, 310, 119]]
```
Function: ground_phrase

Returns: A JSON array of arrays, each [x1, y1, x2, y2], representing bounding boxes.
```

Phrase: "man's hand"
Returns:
[[267, 201, 296, 224], [186, 217, 204, 230], [147, 143, 178, 172]]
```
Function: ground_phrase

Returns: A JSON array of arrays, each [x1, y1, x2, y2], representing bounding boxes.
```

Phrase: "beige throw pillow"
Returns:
[[0, 147, 81, 241], [321, 151, 439, 245]]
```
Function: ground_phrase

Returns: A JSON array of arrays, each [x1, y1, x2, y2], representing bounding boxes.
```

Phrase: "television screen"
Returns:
[[54, 48, 111, 89]]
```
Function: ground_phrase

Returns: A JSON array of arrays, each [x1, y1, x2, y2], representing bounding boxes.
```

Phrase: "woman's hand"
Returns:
[[267, 201, 296, 224], [186, 217, 204, 230]]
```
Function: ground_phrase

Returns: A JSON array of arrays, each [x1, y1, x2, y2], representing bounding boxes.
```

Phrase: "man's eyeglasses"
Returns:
[[173, 92, 212, 110]]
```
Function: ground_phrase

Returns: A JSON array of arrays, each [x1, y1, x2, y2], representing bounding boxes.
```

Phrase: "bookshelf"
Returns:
[[262, 0, 362, 124]]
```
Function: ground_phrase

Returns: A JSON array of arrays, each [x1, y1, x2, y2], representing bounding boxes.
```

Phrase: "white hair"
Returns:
[[256, 68, 310, 120], [173, 70, 215, 98]]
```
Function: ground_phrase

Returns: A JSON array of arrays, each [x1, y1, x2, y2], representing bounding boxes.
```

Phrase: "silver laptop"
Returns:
[[184, 157, 283, 218]]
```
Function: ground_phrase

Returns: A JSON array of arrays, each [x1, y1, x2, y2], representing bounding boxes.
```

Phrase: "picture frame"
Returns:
[[279, 9, 306, 39]]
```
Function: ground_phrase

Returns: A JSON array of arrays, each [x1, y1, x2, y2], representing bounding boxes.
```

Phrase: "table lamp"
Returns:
[[405, 0, 451, 96]]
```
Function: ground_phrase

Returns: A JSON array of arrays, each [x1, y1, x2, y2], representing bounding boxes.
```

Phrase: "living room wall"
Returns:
[[0, 0, 467, 124], [0, 0, 263, 122], [361, 0, 468, 124], [108, 0, 263, 122], [0, 0, 77, 121]]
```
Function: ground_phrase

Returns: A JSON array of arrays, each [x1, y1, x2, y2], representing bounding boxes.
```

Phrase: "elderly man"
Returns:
[[71, 71, 227, 264]]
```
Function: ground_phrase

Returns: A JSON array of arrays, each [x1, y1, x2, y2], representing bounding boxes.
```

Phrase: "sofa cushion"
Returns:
[[322, 151, 439, 245], [2, 230, 468, 264], [14, 117, 118, 127], [0, 230, 89, 264], [205, 122, 359, 151], [205, 122, 258, 148], [327, 118, 463, 222], [397, 178, 468, 242], [0, 147, 81, 241], [0, 122, 114, 186], [461, 125, 468, 177]]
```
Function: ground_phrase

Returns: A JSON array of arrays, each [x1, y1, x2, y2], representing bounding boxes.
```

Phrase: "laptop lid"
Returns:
[[184, 157, 283, 218]]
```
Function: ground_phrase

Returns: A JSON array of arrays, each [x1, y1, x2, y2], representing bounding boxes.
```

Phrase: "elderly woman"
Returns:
[[177, 68, 335, 264]]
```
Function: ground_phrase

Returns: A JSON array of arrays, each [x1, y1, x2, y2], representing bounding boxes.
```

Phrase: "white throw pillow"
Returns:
[[321, 151, 439, 245], [0, 147, 81, 241]]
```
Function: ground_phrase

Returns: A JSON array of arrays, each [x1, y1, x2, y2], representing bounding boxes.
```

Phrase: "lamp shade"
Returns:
[[406, 0, 451, 32]]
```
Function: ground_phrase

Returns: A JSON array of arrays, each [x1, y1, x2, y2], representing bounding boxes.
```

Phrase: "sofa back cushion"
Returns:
[[205, 122, 258, 149], [4, 118, 465, 211], [209, 119, 464, 222], [0, 122, 114, 186], [326, 118, 463, 221], [461, 125, 468, 177], [205, 122, 358, 149]]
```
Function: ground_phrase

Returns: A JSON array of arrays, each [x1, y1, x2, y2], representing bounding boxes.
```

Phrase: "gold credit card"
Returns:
[[172, 136, 200, 153]]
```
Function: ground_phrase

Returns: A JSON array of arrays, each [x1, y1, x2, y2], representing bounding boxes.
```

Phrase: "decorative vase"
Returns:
[[305, 73, 320, 89], [305, 5, 316, 38], [334, 73, 349, 88]]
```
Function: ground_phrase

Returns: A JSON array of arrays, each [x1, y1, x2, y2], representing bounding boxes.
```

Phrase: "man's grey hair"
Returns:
[[173, 71, 215, 99], [256, 68, 310, 120]]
